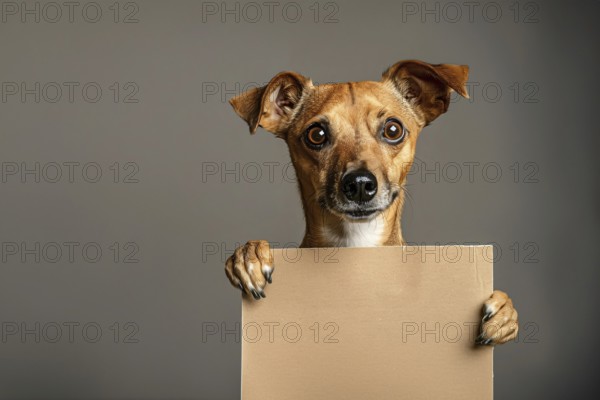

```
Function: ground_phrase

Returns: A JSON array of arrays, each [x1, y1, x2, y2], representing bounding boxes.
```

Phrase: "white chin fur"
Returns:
[[322, 214, 385, 247]]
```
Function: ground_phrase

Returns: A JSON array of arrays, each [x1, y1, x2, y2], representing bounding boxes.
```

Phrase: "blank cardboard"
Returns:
[[242, 246, 493, 400]]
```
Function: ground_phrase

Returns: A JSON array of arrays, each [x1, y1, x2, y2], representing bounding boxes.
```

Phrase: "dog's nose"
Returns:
[[341, 170, 378, 203]]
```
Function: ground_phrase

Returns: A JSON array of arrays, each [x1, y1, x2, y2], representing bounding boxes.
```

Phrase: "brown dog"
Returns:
[[226, 59, 518, 345]]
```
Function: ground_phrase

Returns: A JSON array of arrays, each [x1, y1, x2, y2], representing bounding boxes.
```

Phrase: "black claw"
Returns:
[[483, 311, 493, 322], [251, 289, 261, 300], [475, 334, 494, 346], [259, 290, 266, 298], [238, 283, 244, 291], [265, 271, 273, 284]]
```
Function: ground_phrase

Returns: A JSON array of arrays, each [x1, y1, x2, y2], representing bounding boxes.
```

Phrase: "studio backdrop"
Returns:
[[1, 1, 598, 399]]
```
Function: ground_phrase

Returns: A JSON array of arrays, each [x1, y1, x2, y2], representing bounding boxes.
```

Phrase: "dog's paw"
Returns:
[[225, 240, 274, 300], [476, 290, 519, 345]]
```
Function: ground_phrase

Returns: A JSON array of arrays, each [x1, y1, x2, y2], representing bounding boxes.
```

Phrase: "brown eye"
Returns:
[[382, 118, 406, 144], [304, 124, 328, 149]]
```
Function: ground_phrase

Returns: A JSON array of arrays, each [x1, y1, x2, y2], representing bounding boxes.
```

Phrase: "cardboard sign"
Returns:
[[242, 246, 493, 400]]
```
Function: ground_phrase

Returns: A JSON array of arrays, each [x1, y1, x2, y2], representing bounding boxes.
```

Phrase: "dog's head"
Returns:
[[229, 60, 469, 221]]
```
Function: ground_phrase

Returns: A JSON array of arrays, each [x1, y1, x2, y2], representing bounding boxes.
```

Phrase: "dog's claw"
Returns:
[[259, 290, 266, 298], [238, 283, 244, 291], [482, 310, 492, 322], [251, 289, 261, 300], [475, 333, 485, 345], [475, 333, 494, 346], [266, 272, 272, 284]]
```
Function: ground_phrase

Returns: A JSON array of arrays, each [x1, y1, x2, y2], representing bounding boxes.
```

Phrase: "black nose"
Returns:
[[341, 170, 378, 203]]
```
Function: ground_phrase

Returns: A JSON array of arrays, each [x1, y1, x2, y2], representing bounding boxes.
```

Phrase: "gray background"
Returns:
[[0, 0, 598, 399]]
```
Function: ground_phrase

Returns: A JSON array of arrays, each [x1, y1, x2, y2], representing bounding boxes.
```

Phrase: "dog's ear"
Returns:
[[382, 60, 469, 126], [229, 71, 312, 135]]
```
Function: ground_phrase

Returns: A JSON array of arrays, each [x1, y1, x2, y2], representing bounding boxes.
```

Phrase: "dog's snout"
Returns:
[[341, 169, 378, 203]]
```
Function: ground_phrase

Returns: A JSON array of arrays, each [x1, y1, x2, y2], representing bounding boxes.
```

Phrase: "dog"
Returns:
[[225, 59, 518, 345]]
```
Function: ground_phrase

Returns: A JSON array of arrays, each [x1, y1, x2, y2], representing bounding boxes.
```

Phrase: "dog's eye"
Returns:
[[382, 118, 406, 144], [304, 124, 328, 149]]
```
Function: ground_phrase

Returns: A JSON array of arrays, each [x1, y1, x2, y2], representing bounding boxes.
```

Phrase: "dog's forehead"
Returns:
[[309, 81, 391, 108], [298, 80, 407, 123]]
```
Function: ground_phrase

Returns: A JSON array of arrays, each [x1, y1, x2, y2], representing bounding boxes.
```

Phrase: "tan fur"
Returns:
[[225, 60, 518, 346]]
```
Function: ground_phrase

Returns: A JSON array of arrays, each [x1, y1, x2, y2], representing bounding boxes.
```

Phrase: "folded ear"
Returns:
[[382, 60, 469, 126], [229, 71, 312, 136]]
